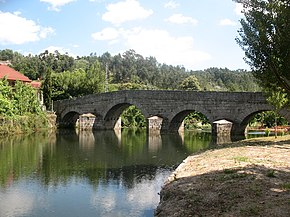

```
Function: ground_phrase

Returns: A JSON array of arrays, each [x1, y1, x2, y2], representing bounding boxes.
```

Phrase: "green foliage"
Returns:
[[179, 75, 201, 91], [121, 105, 146, 128], [43, 68, 53, 110], [0, 77, 47, 134], [249, 111, 288, 128], [282, 182, 290, 190], [266, 89, 288, 112], [0, 79, 13, 115], [266, 169, 276, 178], [266, 89, 288, 137], [1, 49, 261, 93], [184, 112, 210, 130], [112, 82, 156, 91], [0, 114, 48, 135], [233, 156, 250, 163], [49, 60, 106, 101], [0, 78, 43, 117], [13, 81, 42, 115], [193, 68, 261, 91], [235, 0, 290, 94], [265, 128, 270, 136]]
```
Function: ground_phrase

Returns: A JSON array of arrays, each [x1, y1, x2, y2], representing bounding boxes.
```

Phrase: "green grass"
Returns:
[[282, 183, 290, 190], [266, 169, 276, 178], [233, 156, 250, 163]]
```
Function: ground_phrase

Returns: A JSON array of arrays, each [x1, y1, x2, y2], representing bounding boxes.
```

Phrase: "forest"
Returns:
[[1, 48, 284, 129], [0, 49, 261, 98]]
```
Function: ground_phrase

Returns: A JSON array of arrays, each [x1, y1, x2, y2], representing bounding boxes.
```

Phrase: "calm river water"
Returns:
[[0, 129, 213, 217]]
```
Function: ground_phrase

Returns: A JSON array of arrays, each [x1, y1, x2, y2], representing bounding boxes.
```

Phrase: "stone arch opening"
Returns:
[[104, 103, 146, 130], [61, 111, 81, 128], [241, 110, 289, 137], [168, 110, 210, 132]]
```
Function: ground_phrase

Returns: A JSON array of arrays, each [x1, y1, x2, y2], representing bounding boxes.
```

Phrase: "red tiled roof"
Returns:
[[31, 81, 42, 89], [0, 64, 31, 82]]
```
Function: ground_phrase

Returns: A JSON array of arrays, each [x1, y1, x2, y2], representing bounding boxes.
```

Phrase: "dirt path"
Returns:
[[155, 136, 290, 217]]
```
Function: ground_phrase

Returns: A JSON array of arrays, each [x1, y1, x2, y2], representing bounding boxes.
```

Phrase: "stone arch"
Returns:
[[103, 99, 149, 118], [231, 108, 274, 137], [225, 103, 272, 137], [61, 111, 81, 128], [103, 102, 147, 130], [166, 106, 211, 132]]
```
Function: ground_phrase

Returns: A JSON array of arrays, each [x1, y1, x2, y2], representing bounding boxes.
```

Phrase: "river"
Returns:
[[0, 129, 217, 217]]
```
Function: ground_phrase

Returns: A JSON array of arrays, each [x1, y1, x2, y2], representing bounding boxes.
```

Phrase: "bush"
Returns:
[[0, 115, 48, 135]]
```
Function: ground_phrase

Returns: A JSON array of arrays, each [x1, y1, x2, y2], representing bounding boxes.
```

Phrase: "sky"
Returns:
[[0, 0, 248, 70]]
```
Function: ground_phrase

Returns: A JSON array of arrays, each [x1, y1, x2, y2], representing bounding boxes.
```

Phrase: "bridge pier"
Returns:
[[212, 120, 232, 137]]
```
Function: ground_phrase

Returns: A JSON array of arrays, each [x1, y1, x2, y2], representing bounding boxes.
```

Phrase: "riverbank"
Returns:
[[0, 112, 56, 136], [155, 135, 290, 216]]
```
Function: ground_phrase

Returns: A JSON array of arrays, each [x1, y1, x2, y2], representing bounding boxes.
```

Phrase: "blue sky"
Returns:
[[0, 0, 247, 70]]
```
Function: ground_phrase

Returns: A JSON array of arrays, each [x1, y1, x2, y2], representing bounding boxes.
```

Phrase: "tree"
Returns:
[[13, 81, 42, 115], [266, 88, 288, 138], [86, 60, 106, 93], [43, 68, 53, 110], [180, 75, 201, 91], [0, 78, 14, 116], [121, 105, 146, 128], [235, 0, 290, 94]]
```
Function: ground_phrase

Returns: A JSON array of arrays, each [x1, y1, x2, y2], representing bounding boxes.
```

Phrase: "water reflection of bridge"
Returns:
[[76, 129, 230, 154]]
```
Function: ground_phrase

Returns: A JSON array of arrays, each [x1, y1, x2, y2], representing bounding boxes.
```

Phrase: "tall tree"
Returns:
[[42, 68, 53, 110], [235, 0, 290, 94]]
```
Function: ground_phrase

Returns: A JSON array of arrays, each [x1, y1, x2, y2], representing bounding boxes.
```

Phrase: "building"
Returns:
[[0, 63, 32, 85], [0, 62, 44, 109]]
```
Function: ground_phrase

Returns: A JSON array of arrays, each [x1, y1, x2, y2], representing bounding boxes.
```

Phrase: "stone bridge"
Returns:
[[53, 90, 290, 138]]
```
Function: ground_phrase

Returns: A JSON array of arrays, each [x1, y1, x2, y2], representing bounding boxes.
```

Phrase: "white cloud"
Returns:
[[43, 46, 66, 53], [0, 11, 54, 45], [235, 3, 243, 16], [164, 0, 179, 9], [127, 28, 210, 68], [91, 27, 120, 40], [90, 191, 117, 214], [166, 14, 198, 26], [71, 44, 79, 48], [102, 0, 153, 25], [41, 46, 77, 57], [219, 18, 237, 26], [40, 0, 75, 11], [92, 27, 211, 69], [125, 28, 211, 68], [0, 190, 35, 217], [39, 27, 55, 38]]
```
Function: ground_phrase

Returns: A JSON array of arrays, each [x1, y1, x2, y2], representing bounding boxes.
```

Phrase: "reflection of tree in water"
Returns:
[[183, 131, 211, 151], [0, 129, 212, 189], [0, 132, 55, 188]]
